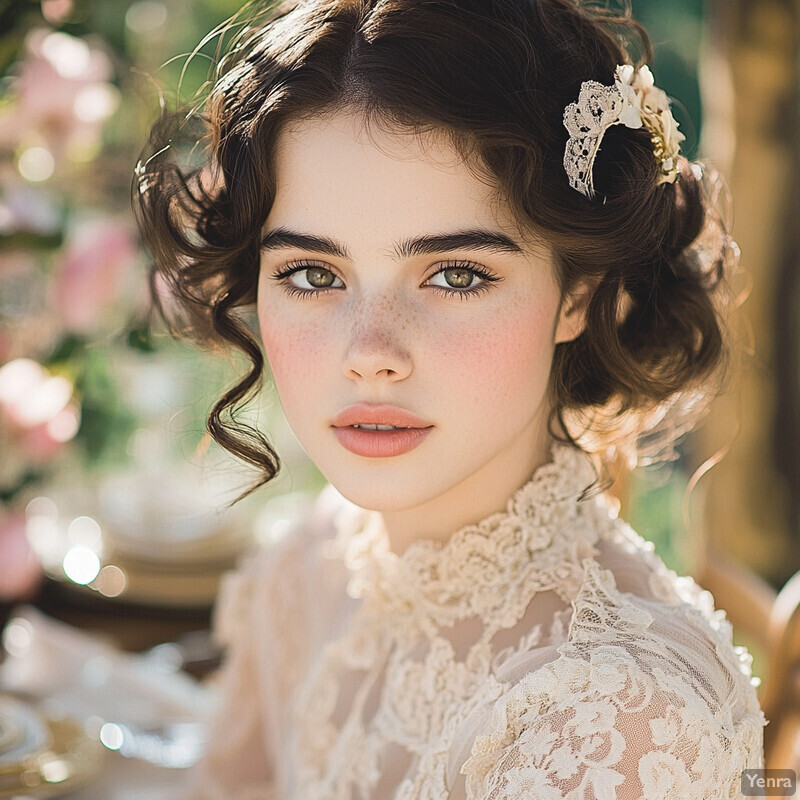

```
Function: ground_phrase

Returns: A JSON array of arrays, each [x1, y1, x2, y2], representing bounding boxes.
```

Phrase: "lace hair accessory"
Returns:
[[563, 64, 686, 199]]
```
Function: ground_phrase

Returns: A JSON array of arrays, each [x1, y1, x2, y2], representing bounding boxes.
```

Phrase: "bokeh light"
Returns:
[[99, 722, 124, 751], [2, 617, 34, 658], [73, 84, 120, 124], [125, 2, 168, 34], [67, 515, 102, 548], [17, 147, 55, 182], [92, 565, 127, 598], [62, 546, 101, 585], [39, 32, 91, 79]]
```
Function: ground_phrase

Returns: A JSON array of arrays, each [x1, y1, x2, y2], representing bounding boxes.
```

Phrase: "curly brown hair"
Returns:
[[133, 0, 740, 503]]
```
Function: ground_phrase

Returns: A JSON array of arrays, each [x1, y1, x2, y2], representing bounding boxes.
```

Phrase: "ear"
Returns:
[[554, 277, 599, 345]]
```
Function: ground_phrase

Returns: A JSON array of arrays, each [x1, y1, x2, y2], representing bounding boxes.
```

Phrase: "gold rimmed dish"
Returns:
[[0, 696, 104, 799]]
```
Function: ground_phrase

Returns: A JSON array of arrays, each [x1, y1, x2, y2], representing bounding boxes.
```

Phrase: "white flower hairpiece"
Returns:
[[563, 64, 686, 199]]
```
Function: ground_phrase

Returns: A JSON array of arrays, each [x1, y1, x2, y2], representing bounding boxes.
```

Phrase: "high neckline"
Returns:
[[328, 440, 606, 631]]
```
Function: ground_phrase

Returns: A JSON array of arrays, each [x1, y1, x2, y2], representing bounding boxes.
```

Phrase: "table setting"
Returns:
[[0, 466, 312, 799], [0, 606, 218, 799]]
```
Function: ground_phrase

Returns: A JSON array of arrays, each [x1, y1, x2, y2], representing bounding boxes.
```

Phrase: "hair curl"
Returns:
[[134, 0, 740, 503]]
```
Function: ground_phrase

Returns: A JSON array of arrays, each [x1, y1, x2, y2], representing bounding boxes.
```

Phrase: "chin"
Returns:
[[325, 471, 439, 513]]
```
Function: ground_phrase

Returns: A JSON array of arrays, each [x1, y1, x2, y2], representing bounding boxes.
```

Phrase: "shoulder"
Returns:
[[590, 513, 766, 695], [212, 485, 340, 648], [460, 557, 767, 800]]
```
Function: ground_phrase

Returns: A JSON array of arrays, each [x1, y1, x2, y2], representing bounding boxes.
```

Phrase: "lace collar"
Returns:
[[329, 440, 604, 632]]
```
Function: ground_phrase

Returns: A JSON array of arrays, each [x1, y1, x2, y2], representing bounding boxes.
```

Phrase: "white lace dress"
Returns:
[[179, 441, 766, 800]]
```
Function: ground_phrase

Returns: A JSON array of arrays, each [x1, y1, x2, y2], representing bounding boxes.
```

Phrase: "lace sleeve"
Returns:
[[176, 552, 279, 800], [460, 561, 766, 800]]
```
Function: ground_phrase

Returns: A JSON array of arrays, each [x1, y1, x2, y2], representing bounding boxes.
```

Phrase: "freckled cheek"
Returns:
[[258, 311, 333, 404], [431, 306, 556, 414]]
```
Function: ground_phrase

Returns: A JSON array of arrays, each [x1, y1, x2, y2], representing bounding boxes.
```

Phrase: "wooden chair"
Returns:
[[694, 548, 800, 774]]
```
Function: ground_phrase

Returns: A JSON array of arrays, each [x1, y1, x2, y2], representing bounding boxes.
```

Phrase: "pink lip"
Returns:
[[331, 403, 433, 458], [332, 404, 433, 429]]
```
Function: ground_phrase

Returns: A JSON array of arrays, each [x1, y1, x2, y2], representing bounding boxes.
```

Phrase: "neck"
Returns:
[[379, 425, 556, 558]]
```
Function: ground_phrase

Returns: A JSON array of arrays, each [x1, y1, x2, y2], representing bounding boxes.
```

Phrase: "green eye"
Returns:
[[424, 261, 501, 298], [305, 267, 336, 288], [273, 263, 344, 294], [441, 268, 475, 289]]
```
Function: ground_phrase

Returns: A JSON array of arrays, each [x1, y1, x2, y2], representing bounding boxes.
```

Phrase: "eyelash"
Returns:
[[269, 259, 502, 300]]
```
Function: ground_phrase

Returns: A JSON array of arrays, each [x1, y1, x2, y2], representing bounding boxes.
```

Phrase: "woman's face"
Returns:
[[257, 110, 588, 521]]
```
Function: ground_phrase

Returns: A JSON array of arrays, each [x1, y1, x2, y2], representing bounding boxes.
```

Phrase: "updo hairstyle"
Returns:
[[134, 0, 740, 501]]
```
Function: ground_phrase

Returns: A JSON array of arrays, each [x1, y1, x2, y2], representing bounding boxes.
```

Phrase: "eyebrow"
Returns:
[[261, 229, 351, 259], [259, 227, 524, 260], [394, 230, 523, 258]]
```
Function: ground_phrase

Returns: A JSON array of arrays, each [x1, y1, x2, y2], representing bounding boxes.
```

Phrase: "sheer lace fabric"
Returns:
[[179, 442, 766, 800]]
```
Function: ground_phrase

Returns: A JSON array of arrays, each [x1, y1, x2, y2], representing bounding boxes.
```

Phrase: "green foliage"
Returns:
[[71, 343, 139, 467], [625, 461, 690, 574]]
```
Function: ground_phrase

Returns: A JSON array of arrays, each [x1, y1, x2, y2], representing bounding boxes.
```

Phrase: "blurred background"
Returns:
[[0, 0, 798, 771], [0, 0, 328, 636]]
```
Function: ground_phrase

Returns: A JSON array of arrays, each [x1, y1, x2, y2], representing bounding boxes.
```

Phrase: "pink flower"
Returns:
[[51, 217, 139, 334], [0, 28, 118, 167], [0, 510, 42, 601], [0, 358, 80, 463], [41, 0, 74, 25]]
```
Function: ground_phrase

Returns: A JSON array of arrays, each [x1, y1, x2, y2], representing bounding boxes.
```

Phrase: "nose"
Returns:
[[342, 297, 413, 383]]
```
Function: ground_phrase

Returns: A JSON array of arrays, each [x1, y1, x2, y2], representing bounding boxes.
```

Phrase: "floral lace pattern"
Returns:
[[330, 440, 603, 634], [563, 64, 685, 198], [563, 79, 625, 196], [460, 560, 765, 799], [183, 441, 766, 800]]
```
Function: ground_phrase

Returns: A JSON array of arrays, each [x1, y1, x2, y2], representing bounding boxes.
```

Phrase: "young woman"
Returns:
[[135, 0, 766, 797]]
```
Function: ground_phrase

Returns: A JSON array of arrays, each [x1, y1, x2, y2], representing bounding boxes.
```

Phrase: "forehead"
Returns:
[[266, 110, 524, 240]]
